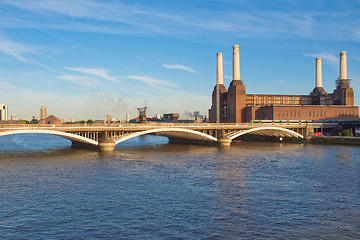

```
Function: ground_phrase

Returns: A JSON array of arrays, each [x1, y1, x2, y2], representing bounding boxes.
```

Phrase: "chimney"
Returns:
[[215, 52, 223, 123], [216, 52, 223, 85], [233, 45, 240, 81], [316, 58, 322, 88], [340, 51, 347, 80]]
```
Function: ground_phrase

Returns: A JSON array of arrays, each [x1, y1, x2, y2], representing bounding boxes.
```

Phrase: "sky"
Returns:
[[0, 0, 359, 121]]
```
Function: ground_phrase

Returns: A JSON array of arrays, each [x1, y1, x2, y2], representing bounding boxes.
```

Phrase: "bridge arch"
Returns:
[[115, 127, 217, 144], [0, 129, 98, 146], [227, 126, 304, 140]]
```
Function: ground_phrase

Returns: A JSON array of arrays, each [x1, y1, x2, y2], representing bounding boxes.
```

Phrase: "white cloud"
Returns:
[[58, 75, 101, 88], [2, 0, 357, 41], [303, 52, 338, 66], [0, 33, 37, 62], [224, 75, 232, 80], [65, 67, 119, 83], [162, 64, 196, 73], [0, 81, 17, 89], [126, 75, 177, 88]]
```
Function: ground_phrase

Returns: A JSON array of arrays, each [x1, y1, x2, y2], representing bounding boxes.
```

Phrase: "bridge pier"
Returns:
[[98, 141, 116, 152], [71, 140, 116, 152], [217, 138, 232, 147]]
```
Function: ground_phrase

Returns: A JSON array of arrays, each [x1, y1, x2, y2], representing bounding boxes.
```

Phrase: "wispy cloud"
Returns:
[[1, 0, 358, 41], [0, 33, 37, 62], [224, 75, 232, 80], [0, 81, 17, 89], [65, 67, 119, 83], [58, 75, 101, 88], [303, 52, 338, 66], [126, 75, 177, 88], [162, 64, 196, 73], [353, 57, 360, 61]]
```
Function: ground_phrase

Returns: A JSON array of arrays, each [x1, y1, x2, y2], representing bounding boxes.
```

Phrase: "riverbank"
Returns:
[[309, 136, 360, 146]]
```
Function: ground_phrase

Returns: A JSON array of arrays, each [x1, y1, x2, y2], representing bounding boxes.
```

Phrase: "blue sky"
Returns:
[[0, 0, 359, 120]]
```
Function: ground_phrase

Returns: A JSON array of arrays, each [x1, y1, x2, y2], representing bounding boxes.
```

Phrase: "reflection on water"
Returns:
[[0, 134, 359, 239]]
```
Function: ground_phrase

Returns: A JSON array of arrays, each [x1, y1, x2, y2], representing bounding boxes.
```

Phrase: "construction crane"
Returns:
[[137, 106, 147, 123]]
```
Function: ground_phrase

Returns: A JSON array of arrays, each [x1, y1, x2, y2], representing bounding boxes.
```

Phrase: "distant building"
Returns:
[[11, 114, 16, 121], [0, 104, 8, 121], [45, 115, 60, 125], [40, 106, 47, 120], [209, 46, 359, 123], [106, 115, 112, 123], [194, 117, 203, 123], [33, 115, 38, 120], [163, 113, 179, 123], [126, 113, 130, 122], [60, 118, 67, 124]]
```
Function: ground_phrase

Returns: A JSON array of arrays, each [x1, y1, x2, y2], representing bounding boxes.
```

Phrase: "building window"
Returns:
[[298, 111, 300, 117], [309, 111, 311, 116], [317, 111, 319, 116], [287, 111, 288, 116], [290, 111, 292, 117], [294, 111, 296, 117], [278, 111, 281, 117], [335, 111, 337, 116], [320, 111, 322, 117], [324, 111, 326, 117], [283, 111, 285, 117]]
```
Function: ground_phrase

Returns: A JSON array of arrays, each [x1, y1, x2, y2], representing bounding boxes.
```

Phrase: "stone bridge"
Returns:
[[0, 123, 321, 152]]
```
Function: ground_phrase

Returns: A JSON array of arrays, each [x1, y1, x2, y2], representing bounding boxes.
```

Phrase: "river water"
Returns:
[[0, 134, 359, 239]]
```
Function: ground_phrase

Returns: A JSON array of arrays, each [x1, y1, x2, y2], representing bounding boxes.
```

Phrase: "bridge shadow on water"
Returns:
[[0, 134, 220, 160], [0, 133, 308, 162]]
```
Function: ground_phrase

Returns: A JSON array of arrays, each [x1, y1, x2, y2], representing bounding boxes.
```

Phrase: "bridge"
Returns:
[[0, 122, 325, 152]]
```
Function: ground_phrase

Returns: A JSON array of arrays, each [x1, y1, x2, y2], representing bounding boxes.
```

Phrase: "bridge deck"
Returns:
[[0, 123, 324, 151]]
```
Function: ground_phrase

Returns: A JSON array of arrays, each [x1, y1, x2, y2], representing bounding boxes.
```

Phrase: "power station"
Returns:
[[209, 45, 359, 123]]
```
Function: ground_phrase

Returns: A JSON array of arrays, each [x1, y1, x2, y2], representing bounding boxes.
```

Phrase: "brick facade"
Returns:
[[209, 80, 359, 123]]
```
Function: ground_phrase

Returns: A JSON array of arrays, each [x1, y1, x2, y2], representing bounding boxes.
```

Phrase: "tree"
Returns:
[[341, 129, 353, 137]]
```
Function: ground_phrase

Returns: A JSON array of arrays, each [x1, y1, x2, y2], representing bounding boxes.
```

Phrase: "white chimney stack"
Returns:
[[340, 51, 347, 80], [316, 58, 322, 88], [216, 52, 223, 85], [233, 45, 240, 81], [215, 52, 223, 123]]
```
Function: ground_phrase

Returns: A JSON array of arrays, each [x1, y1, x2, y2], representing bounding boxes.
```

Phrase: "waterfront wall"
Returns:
[[310, 136, 360, 146]]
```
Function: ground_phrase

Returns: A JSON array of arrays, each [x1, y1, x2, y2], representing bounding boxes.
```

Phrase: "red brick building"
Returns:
[[39, 115, 61, 124], [209, 47, 359, 123]]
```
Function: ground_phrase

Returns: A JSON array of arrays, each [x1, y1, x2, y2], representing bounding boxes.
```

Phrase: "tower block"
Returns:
[[311, 58, 327, 104], [227, 45, 246, 123], [209, 52, 227, 123], [333, 51, 354, 106]]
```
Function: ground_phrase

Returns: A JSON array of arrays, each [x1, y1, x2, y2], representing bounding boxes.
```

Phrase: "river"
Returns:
[[0, 134, 359, 239]]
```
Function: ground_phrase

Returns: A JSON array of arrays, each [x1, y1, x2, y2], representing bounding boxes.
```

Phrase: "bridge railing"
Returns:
[[0, 121, 324, 129]]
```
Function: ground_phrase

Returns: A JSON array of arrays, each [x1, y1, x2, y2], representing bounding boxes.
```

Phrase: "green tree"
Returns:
[[341, 129, 353, 137]]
